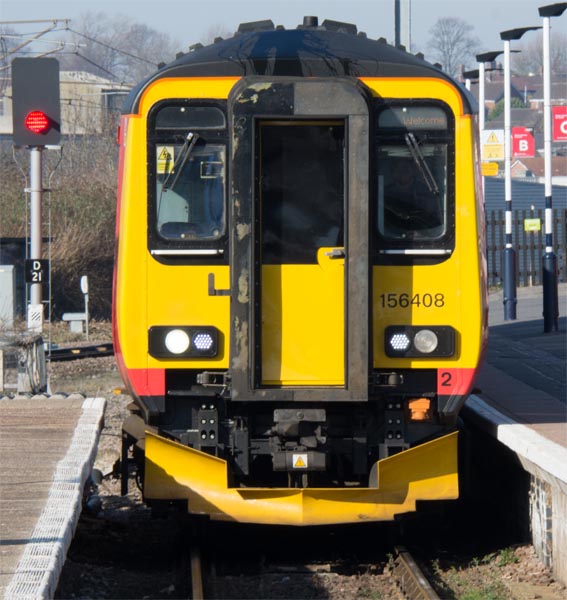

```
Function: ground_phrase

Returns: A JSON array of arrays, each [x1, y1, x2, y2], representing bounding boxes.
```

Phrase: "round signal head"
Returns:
[[25, 111, 50, 134]]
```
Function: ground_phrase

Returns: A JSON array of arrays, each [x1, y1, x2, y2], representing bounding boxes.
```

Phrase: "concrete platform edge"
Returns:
[[4, 397, 106, 600], [465, 394, 567, 585], [464, 395, 567, 485]]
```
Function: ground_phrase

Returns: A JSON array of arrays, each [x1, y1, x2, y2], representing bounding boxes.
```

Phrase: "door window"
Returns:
[[259, 122, 344, 264]]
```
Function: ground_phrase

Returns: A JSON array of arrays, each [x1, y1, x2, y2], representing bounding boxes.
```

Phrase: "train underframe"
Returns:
[[121, 366, 462, 524]]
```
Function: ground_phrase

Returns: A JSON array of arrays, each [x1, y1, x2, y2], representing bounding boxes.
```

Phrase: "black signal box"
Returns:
[[12, 57, 61, 146]]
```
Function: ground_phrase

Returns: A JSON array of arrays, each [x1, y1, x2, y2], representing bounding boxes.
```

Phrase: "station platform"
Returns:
[[464, 283, 567, 585], [0, 395, 105, 599]]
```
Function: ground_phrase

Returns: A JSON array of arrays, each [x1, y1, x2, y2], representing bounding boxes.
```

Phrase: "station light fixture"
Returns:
[[538, 2, 567, 333], [499, 25, 541, 321]]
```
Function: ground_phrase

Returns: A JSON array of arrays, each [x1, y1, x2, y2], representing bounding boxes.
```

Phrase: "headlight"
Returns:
[[413, 329, 438, 354], [385, 325, 455, 358], [149, 326, 219, 359], [164, 329, 190, 354]]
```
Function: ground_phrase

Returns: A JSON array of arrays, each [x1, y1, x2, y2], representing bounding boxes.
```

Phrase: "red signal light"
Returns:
[[25, 111, 50, 134]]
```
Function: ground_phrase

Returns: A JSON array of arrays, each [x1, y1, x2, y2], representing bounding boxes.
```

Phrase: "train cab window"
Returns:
[[259, 121, 344, 264], [375, 104, 454, 251], [148, 104, 227, 248]]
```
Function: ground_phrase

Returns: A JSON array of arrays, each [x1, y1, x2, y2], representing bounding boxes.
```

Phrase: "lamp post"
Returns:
[[462, 69, 479, 91], [539, 3, 566, 333], [394, 0, 411, 50], [476, 51, 504, 144], [500, 26, 541, 320]]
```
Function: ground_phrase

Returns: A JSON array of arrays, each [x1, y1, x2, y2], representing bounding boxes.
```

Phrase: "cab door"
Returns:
[[259, 120, 345, 385], [229, 77, 371, 401]]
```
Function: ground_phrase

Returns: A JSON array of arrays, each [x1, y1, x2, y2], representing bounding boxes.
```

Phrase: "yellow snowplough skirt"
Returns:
[[144, 430, 459, 526]]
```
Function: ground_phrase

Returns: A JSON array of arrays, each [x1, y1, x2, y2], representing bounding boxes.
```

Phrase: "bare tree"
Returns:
[[513, 31, 567, 75], [59, 12, 179, 83], [202, 24, 236, 45], [427, 17, 481, 78]]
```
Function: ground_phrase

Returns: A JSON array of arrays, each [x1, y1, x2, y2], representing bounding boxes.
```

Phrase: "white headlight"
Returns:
[[389, 332, 411, 351], [413, 329, 439, 354], [164, 329, 190, 354]]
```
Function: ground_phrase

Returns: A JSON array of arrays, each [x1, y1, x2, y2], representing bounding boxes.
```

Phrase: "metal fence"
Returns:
[[486, 208, 567, 288]]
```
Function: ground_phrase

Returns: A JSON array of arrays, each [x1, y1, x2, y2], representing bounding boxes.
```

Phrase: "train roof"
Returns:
[[122, 17, 474, 114]]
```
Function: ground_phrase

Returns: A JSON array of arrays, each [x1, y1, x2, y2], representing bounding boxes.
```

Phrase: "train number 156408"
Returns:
[[379, 293, 445, 308]]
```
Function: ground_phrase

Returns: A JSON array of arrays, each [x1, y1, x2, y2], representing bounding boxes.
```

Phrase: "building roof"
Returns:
[[511, 156, 567, 177], [487, 107, 544, 130], [468, 73, 567, 103]]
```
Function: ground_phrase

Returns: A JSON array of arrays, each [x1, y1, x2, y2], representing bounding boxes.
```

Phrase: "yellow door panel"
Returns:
[[261, 248, 344, 385]]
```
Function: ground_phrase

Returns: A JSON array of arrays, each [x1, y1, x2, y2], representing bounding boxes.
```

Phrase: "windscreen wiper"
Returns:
[[161, 132, 200, 192], [404, 132, 440, 196]]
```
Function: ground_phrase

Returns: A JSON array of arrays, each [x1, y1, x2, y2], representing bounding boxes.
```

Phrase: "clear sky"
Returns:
[[0, 0, 558, 59]]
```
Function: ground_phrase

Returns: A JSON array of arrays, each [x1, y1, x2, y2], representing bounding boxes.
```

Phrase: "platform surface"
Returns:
[[0, 395, 105, 599], [465, 284, 567, 482]]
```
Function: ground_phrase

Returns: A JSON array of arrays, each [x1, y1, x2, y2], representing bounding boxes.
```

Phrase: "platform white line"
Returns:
[[5, 397, 106, 600]]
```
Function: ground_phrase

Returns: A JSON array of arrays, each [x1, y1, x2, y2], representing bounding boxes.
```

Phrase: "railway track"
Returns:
[[184, 526, 440, 600], [392, 546, 441, 600], [190, 546, 204, 600]]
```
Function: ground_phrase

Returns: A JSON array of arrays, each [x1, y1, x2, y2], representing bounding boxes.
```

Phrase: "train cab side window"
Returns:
[[375, 104, 454, 248], [149, 104, 227, 244]]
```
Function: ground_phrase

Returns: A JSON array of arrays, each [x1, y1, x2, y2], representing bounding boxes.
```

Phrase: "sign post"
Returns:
[[28, 147, 44, 332]]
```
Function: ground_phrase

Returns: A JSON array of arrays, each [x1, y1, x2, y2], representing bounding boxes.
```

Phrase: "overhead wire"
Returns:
[[69, 52, 117, 79], [2, 22, 158, 81], [65, 26, 159, 67]]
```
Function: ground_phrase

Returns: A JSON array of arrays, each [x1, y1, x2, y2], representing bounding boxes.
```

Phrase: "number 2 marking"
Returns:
[[440, 371, 452, 387]]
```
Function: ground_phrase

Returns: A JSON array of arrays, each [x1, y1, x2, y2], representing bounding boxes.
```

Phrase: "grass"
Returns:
[[428, 548, 520, 600]]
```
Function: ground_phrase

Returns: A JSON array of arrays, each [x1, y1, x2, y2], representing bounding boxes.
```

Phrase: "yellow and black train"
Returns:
[[113, 17, 488, 526]]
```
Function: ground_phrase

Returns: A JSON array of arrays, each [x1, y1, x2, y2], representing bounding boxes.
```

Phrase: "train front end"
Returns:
[[113, 19, 487, 525]]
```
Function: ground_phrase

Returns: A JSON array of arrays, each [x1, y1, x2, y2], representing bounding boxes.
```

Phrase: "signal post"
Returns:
[[11, 57, 61, 333]]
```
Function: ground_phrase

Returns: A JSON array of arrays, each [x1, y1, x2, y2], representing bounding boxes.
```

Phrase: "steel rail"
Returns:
[[393, 546, 440, 600], [190, 546, 204, 600]]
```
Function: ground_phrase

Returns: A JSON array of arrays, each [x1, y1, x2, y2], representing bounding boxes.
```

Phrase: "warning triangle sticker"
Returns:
[[293, 454, 307, 468], [158, 147, 172, 160], [486, 132, 500, 144]]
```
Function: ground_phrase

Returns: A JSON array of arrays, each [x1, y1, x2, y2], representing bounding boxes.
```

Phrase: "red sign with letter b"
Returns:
[[512, 127, 535, 158]]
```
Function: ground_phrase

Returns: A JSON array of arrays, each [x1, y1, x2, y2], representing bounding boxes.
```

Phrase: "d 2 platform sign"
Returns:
[[512, 127, 535, 158], [25, 259, 49, 283]]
